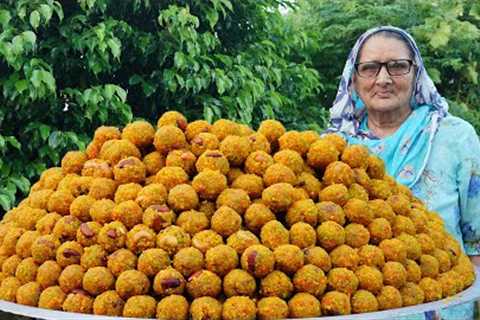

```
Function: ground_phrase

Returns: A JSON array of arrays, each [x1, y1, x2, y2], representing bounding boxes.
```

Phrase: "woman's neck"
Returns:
[[367, 106, 412, 138]]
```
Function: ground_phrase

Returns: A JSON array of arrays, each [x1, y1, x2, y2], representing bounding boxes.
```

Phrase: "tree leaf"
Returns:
[[10, 176, 30, 194], [52, 2, 64, 21], [11, 35, 24, 55], [174, 52, 186, 70], [22, 31, 37, 47], [206, 9, 219, 29], [203, 106, 214, 123], [5, 136, 20, 150], [65, 132, 85, 150], [471, 3, 480, 20], [104, 84, 116, 99], [41, 70, 56, 92], [107, 38, 121, 59], [467, 63, 478, 85], [142, 82, 156, 97], [115, 87, 127, 102], [38, 124, 50, 141], [39, 4, 53, 23], [30, 70, 42, 88], [30, 10, 41, 30], [15, 80, 28, 93], [219, 0, 233, 12], [18, 6, 26, 20], [87, 0, 96, 10], [427, 67, 441, 84], [129, 75, 143, 85], [0, 9, 11, 28], [5, 181, 16, 196], [48, 131, 63, 148], [0, 135, 6, 152], [216, 76, 225, 95], [0, 194, 11, 212], [430, 21, 451, 48]]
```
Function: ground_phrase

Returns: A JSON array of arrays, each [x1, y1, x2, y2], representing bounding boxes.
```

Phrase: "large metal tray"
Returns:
[[1, 266, 480, 320]]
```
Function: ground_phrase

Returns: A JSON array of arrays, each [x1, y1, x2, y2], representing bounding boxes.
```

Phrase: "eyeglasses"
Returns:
[[355, 59, 416, 78]]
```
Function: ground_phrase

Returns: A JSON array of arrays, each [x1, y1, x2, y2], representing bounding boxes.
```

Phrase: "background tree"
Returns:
[[1, 0, 479, 213], [286, 0, 480, 129], [0, 0, 322, 212]]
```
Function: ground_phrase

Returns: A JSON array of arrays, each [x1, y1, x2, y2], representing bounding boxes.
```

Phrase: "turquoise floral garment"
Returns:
[[326, 26, 480, 320], [413, 112, 480, 320], [347, 104, 480, 256], [410, 113, 480, 257], [342, 108, 480, 320]]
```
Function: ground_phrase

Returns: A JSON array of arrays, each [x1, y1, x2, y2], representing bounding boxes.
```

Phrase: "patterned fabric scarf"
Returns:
[[326, 26, 449, 187]]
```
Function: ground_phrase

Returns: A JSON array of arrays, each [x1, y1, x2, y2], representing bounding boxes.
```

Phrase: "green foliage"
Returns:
[[2, 0, 479, 213], [286, 0, 480, 130], [0, 0, 320, 212]]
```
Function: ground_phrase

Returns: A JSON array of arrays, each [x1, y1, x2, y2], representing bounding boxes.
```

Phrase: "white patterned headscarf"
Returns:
[[328, 26, 448, 138]]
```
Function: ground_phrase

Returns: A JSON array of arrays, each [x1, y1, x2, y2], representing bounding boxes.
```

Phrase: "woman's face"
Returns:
[[353, 36, 415, 114]]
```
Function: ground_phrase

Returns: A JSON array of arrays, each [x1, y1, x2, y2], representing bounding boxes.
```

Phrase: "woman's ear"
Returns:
[[351, 89, 365, 110], [352, 73, 358, 91]]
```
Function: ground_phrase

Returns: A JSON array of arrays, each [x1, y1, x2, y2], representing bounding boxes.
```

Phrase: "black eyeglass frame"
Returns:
[[354, 59, 416, 78]]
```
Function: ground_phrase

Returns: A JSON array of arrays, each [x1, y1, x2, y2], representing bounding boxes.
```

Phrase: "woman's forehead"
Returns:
[[357, 36, 412, 62]]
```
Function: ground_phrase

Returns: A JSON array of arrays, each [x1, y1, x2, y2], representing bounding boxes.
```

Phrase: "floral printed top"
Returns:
[[342, 114, 480, 320], [411, 115, 479, 320], [410, 114, 480, 256], [344, 112, 480, 255]]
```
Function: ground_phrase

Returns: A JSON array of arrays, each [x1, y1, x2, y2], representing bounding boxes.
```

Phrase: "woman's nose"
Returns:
[[375, 65, 393, 84]]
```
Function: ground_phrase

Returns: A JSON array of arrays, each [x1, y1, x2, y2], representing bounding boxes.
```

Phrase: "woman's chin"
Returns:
[[368, 106, 398, 114], [367, 100, 403, 113]]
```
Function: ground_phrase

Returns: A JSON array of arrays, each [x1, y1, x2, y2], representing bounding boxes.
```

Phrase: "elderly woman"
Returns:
[[327, 26, 480, 320]]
